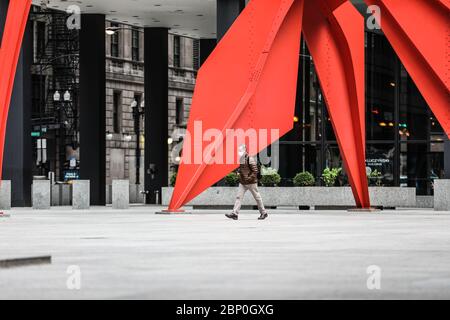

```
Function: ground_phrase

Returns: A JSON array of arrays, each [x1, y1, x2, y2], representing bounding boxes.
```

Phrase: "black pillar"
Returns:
[[0, 0, 7, 41], [200, 38, 216, 66], [1, 0, 32, 207], [79, 14, 106, 205], [217, 0, 246, 41], [144, 28, 169, 204], [445, 136, 450, 179]]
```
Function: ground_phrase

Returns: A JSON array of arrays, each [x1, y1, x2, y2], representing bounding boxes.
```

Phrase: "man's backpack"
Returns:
[[247, 155, 263, 180], [256, 158, 262, 180]]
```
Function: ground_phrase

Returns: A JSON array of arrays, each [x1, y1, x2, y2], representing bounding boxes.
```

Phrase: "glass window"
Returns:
[[35, 21, 46, 59], [173, 36, 181, 68], [176, 98, 184, 125], [399, 65, 434, 141], [193, 39, 200, 70], [324, 144, 347, 186], [111, 23, 120, 58], [277, 144, 321, 186], [400, 142, 444, 195], [131, 28, 140, 61], [366, 144, 395, 186], [366, 32, 396, 140], [113, 91, 122, 133]]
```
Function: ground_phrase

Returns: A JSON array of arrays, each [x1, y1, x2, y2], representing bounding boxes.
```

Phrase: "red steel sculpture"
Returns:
[[0, 1, 448, 210], [168, 0, 450, 211]]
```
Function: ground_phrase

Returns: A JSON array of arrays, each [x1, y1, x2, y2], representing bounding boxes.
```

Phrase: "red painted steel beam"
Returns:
[[169, 0, 305, 210], [364, 0, 450, 138], [302, 0, 370, 208], [0, 0, 32, 179]]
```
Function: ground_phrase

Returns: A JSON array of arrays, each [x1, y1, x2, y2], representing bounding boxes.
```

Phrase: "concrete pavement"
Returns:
[[0, 206, 449, 299]]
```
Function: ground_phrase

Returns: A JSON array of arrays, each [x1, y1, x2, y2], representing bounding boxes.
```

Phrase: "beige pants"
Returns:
[[232, 183, 266, 215]]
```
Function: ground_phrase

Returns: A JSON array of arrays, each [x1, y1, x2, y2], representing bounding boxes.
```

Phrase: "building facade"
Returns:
[[29, 8, 198, 191]]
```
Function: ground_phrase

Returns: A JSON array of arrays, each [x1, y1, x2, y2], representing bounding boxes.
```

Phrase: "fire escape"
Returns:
[[31, 7, 79, 181]]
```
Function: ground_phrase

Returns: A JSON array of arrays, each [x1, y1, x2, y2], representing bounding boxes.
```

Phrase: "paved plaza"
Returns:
[[0, 206, 450, 300]]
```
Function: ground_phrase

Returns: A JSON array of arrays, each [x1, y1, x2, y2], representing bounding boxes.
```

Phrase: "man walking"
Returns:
[[226, 145, 268, 220]]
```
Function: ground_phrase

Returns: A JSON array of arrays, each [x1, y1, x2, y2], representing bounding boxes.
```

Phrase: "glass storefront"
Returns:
[[278, 31, 445, 195]]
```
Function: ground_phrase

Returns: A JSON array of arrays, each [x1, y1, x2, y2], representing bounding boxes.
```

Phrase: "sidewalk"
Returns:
[[1, 207, 450, 299]]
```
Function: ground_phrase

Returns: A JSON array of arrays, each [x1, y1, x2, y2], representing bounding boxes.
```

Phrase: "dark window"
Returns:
[[173, 35, 181, 68], [365, 32, 397, 141], [193, 39, 200, 70], [176, 98, 184, 125], [32, 75, 46, 117], [132, 28, 140, 61], [113, 91, 122, 133], [35, 21, 46, 59], [111, 23, 120, 57]]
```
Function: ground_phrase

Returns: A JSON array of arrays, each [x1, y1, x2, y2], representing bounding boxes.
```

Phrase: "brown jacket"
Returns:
[[238, 154, 258, 185]]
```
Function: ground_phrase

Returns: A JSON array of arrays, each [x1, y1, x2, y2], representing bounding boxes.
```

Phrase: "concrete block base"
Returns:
[[434, 180, 450, 211], [72, 180, 90, 210], [162, 187, 417, 209], [32, 180, 51, 209], [112, 180, 129, 210], [0, 181, 11, 210]]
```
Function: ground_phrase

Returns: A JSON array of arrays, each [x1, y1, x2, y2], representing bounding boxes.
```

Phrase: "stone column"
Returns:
[[72, 180, 90, 210], [217, 0, 246, 41], [32, 180, 51, 209], [144, 28, 169, 204], [200, 38, 216, 66], [79, 14, 106, 205], [112, 180, 129, 209], [1, 0, 32, 207]]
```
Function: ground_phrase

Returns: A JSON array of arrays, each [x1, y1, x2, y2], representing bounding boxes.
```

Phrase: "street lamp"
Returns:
[[53, 90, 61, 102], [105, 27, 119, 35], [63, 90, 71, 102], [131, 100, 145, 185], [106, 26, 145, 36]]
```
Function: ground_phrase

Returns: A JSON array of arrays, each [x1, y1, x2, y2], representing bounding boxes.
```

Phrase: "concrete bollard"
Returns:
[[112, 180, 129, 209], [434, 180, 450, 211], [32, 180, 51, 209], [72, 180, 90, 210], [0, 180, 12, 210]]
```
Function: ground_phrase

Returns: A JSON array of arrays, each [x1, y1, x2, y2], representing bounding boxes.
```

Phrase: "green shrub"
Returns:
[[368, 169, 383, 187], [260, 167, 281, 186], [170, 172, 177, 187], [224, 172, 239, 186], [321, 167, 342, 187], [293, 172, 315, 187]]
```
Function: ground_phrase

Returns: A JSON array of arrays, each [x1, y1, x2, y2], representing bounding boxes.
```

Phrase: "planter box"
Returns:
[[162, 186, 416, 209]]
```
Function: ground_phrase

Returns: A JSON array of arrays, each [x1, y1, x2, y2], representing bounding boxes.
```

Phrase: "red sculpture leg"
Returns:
[[169, 0, 305, 210], [0, 0, 32, 179], [303, 0, 370, 208], [364, 0, 450, 138]]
